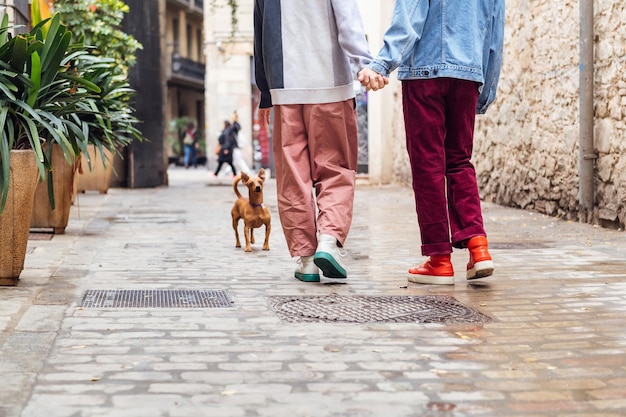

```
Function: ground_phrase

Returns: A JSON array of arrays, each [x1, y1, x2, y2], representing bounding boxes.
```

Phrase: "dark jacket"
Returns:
[[217, 128, 236, 163], [230, 121, 241, 148]]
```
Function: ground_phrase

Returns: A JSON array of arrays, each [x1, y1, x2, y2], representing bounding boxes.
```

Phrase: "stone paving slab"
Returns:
[[1, 166, 626, 417]]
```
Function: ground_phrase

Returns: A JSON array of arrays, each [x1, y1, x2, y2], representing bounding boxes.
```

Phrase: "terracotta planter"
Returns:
[[0, 150, 39, 286], [77, 146, 115, 194], [30, 145, 79, 234]]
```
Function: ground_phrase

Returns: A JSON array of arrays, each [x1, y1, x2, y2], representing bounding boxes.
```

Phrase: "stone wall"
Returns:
[[472, 0, 626, 229], [390, 1, 626, 229]]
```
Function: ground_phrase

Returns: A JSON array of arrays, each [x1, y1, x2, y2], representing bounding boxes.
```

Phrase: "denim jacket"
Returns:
[[368, 0, 505, 114]]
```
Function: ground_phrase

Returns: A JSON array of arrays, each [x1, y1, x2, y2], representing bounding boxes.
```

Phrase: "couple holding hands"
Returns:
[[254, 0, 504, 285]]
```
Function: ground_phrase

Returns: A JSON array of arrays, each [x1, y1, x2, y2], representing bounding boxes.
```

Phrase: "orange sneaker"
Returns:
[[407, 255, 455, 285], [466, 236, 494, 280]]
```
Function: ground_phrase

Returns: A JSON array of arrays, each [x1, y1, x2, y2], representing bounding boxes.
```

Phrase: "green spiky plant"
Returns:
[[72, 54, 143, 171], [0, 12, 100, 212], [53, 0, 145, 172]]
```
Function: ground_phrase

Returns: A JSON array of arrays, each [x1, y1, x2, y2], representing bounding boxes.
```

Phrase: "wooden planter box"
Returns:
[[77, 147, 115, 194], [30, 145, 79, 234], [0, 150, 39, 286]]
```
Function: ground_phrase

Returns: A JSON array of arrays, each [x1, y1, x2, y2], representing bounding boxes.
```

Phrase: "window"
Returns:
[[196, 28, 203, 61], [186, 23, 193, 58], [172, 17, 179, 53]]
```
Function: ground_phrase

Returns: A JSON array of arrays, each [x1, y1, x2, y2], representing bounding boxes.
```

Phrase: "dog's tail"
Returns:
[[232, 174, 243, 199]]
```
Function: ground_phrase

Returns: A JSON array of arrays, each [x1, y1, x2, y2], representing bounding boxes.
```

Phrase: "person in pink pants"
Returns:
[[253, 0, 387, 282]]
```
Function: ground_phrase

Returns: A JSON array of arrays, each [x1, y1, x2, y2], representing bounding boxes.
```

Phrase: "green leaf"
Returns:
[[61, 73, 101, 93], [27, 52, 42, 107], [8, 35, 28, 71], [0, 13, 9, 46]]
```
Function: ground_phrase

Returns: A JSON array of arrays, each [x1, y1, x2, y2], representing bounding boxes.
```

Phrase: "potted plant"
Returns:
[[27, 1, 144, 229], [75, 56, 143, 193], [0, 12, 96, 284], [30, 52, 142, 231], [53, 0, 143, 194], [25, 13, 104, 234]]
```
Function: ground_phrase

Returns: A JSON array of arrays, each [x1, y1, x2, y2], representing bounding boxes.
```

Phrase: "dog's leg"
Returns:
[[244, 224, 252, 252], [262, 223, 271, 251], [232, 216, 241, 248], [250, 228, 255, 244]]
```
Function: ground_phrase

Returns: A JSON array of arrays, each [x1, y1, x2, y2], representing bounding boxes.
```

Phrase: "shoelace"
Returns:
[[296, 256, 314, 269]]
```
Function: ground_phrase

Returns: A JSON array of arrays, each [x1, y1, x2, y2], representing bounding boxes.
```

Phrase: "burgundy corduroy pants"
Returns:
[[402, 78, 487, 256]]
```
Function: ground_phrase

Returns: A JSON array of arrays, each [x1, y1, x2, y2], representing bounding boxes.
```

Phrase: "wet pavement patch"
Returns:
[[79, 289, 233, 308], [269, 295, 492, 324], [489, 241, 553, 249]]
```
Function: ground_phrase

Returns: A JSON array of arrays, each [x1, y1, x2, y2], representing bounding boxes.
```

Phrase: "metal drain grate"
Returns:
[[269, 295, 491, 324], [28, 232, 54, 241], [80, 289, 233, 308], [106, 211, 185, 224], [124, 243, 197, 249]]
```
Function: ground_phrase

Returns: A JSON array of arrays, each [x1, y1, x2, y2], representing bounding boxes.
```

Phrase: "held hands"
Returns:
[[358, 68, 389, 91], [256, 69, 387, 127]]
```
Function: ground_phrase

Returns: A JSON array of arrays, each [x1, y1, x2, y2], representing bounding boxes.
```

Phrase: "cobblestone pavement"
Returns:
[[1, 166, 626, 417]]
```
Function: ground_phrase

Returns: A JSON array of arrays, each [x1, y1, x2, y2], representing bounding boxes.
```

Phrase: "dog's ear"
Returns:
[[258, 168, 265, 182], [241, 172, 250, 182]]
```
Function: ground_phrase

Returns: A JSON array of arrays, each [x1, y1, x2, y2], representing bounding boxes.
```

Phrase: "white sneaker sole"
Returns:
[[314, 252, 347, 279], [294, 272, 320, 282], [407, 273, 455, 285], [467, 260, 495, 280]]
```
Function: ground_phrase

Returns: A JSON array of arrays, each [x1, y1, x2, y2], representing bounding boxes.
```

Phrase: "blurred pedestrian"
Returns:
[[182, 121, 198, 169], [230, 111, 253, 175], [212, 120, 237, 177]]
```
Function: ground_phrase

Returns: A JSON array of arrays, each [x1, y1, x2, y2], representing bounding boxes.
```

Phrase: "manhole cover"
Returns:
[[80, 289, 233, 308], [269, 295, 491, 324]]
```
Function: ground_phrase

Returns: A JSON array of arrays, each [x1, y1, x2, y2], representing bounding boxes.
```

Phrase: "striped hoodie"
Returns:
[[253, 0, 372, 109]]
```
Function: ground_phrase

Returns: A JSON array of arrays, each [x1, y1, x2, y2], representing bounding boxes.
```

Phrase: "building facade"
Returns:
[[203, 1, 255, 173], [473, 1, 626, 229], [0, 0, 29, 30], [115, 0, 206, 187], [165, 0, 206, 165]]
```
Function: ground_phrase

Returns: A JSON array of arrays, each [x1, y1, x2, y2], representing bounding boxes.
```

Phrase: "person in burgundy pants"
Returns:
[[359, 0, 505, 285]]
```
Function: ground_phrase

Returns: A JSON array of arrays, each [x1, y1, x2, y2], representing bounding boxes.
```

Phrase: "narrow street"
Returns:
[[1, 166, 625, 417]]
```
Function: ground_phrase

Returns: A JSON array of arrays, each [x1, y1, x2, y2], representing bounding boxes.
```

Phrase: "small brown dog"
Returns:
[[231, 168, 271, 252]]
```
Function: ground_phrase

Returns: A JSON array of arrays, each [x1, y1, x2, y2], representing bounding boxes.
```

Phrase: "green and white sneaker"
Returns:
[[314, 234, 347, 279], [294, 256, 320, 282]]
